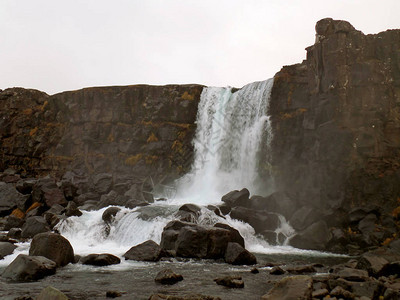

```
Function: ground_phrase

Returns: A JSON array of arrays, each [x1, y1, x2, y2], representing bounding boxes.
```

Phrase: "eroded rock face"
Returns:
[[268, 18, 400, 251]]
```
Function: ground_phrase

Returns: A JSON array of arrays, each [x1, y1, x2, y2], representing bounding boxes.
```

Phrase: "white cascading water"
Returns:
[[173, 79, 274, 204]]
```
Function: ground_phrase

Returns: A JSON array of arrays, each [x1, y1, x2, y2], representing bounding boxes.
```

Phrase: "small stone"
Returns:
[[36, 286, 68, 300], [270, 266, 285, 275], [250, 267, 259, 274], [106, 291, 122, 298], [312, 288, 329, 298], [155, 269, 183, 285], [214, 276, 244, 288]]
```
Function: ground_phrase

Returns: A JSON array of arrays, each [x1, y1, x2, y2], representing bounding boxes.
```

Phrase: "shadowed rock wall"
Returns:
[[268, 18, 400, 251], [0, 85, 203, 197]]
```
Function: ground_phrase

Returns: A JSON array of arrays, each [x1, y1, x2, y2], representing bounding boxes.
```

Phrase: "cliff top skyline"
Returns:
[[1, 0, 399, 95]]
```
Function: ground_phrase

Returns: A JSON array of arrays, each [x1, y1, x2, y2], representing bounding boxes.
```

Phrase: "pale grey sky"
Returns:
[[1, 0, 399, 95]]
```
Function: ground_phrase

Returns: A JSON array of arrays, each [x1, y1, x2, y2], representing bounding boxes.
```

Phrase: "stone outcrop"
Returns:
[[266, 18, 400, 251], [0, 84, 203, 207]]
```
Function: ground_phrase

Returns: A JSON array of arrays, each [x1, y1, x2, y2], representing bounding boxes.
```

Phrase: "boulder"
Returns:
[[80, 253, 120, 266], [36, 286, 69, 300], [60, 179, 78, 201], [15, 178, 37, 195], [21, 216, 51, 238], [230, 207, 280, 233], [288, 206, 319, 231], [7, 228, 22, 239], [214, 275, 244, 288], [176, 203, 201, 223], [289, 220, 332, 251], [224, 242, 257, 265], [358, 213, 377, 235], [334, 267, 369, 281], [250, 192, 296, 219], [32, 179, 67, 207], [29, 232, 74, 266], [123, 240, 165, 261], [261, 275, 313, 300], [102, 206, 121, 224], [0, 182, 29, 215], [2, 254, 57, 281], [160, 220, 196, 251], [175, 225, 209, 258], [154, 268, 183, 285], [221, 188, 250, 207], [214, 223, 245, 248], [270, 266, 285, 275], [3, 215, 25, 231], [64, 201, 82, 217], [92, 173, 113, 195], [0, 241, 17, 259], [356, 252, 389, 277]]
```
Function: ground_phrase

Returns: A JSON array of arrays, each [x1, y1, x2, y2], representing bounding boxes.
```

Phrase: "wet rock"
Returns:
[[214, 275, 244, 288], [2, 254, 57, 282], [358, 213, 377, 235], [123, 240, 165, 262], [288, 206, 319, 231], [7, 228, 22, 239], [218, 203, 231, 215], [334, 267, 369, 281], [0, 241, 17, 259], [64, 201, 82, 217], [176, 203, 201, 222], [251, 192, 297, 220], [287, 265, 317, 274], [102, 206, 121, 224], [32, 179, 67, 207], [214, 223, 245, 248], [221, 188, 250, 207], [36, 286, 68, 300], [356, 252, 389, 277], [3, 215, 25, 231], [15, 178, 37, 195], [29, 232, 74, 267], [330, 285, 354, 299], [312, 288, 329, 298], [106, 290, 122, 298], [230, 207, 280, 233], [80, 253, 120, 266], [60, 179, 78, 201], [270, 266, 285, 275], [21, 216, 51, 238], [379, 261, 400, 278], [175, 225, 209, 258], [154, 268, 183, 285], [289, 220, 332, 251], [224, 242, 257, 265], [250, 267, 259, 274], [261, 275, 313, 300], [0, 182, 29, 215]]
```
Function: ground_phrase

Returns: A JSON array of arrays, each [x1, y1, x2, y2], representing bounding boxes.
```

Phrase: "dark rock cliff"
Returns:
[[0, 85, 203, 199], [268, 18, 400, 251], [1, 18, 399, 253]]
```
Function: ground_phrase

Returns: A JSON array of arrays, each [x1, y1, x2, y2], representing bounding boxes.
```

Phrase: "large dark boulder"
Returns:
[[289, 220, 332, 251], [175, 225, 209, 258], [21, 216, 51, 238], [230, 207, 280, 233], [176, 203, 201, 223], [102, 206, 121, 224], [29, 232, 74, 266], [214, 223, 245, 248], [0, 182, 29, 215], [249, 192, 296, 219], [2, 254, 57, 281], [221, 188, 250, 207], [123, 240, 165, 261], [64, 201, 82, 217], [80, 253, 120, 266], [32, 178, 67, 207], [3, 215, 25, 231], [224, 242, 257, 265], [0, 241, 17, 259]]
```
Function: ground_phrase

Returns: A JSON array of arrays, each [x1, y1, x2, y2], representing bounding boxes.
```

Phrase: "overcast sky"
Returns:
[[1, 0, 399, 95]]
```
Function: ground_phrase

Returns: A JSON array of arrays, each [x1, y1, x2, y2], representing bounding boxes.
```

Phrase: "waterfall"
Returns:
[[173, 79, 274, 204], [49, 78, 303, 257]]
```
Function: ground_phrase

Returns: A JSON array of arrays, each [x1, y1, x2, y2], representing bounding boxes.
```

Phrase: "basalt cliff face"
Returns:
[[1, 18, 400, 252], [0, 85, 203, 202], [268, 18, 400, 251]]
